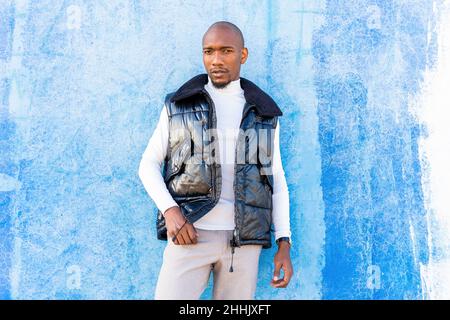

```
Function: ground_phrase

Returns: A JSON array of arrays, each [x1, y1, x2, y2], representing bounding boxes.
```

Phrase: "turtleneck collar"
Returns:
[[205, 75, 243, 95], [169, 73, 283, 117]]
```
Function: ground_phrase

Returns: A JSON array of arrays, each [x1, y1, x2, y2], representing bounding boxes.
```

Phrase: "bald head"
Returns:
[[202, 21, 245, 49], [202, 21, 248, 88]]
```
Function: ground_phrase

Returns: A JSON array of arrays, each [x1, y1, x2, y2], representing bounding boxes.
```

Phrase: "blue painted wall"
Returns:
[[0, 0, 443, 299]]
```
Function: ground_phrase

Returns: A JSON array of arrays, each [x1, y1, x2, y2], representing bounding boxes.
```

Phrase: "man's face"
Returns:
[[202, 27, 248, 88]]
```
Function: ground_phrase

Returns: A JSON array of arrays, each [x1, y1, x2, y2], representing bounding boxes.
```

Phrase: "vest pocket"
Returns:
[[241, 165, 273, 209], [166, 137, 212, 196], [240, 206, 272, 243], [164, 138, 192, 183]]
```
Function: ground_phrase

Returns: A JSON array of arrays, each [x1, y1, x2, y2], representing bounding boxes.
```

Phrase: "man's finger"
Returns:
[[172, 218, 188, 245], [177, 232, 186, 245], [270, 278, 285, 287], [168, 230, 179, 244], [271, 263, 293, 288], [272, 262, 282, 282], [272, 278, 288, 288], [181, 226, 196, 245], [186, 225, 198, 244], [283, 263, 293, 285], [179, 227, 192, 245], [177, 223, 190, 245]]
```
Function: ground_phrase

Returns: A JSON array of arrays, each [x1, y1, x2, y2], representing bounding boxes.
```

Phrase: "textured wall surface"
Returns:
[[1, 0, 449, 299]]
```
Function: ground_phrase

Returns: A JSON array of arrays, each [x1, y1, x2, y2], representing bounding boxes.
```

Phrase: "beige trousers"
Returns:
[[154, 228, 263, 300]]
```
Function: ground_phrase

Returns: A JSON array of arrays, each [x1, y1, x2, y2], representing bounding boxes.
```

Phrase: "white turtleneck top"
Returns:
[[139, 76, 291, 241]]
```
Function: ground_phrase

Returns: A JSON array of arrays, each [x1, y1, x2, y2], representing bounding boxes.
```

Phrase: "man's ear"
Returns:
[[240, 47, 248, 64]]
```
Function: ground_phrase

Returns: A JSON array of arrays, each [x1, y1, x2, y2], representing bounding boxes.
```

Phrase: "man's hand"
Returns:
[[164, 206, 199, 245], [271, 241, 293, 288]]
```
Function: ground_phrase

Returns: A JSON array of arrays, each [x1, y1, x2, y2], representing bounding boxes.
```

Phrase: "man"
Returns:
[[139, 21, 293, 300]]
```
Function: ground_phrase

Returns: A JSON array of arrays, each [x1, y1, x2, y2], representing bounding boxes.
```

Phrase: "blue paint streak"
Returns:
[[0, 3, 14, 61], [0, 115, 15, 301], [0, 2, 15, 298], [313, 0, 437, 299]]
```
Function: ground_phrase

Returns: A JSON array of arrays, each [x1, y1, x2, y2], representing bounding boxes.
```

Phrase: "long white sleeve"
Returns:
[[271, 120, 292, 241], [138, 106, 178, 214]]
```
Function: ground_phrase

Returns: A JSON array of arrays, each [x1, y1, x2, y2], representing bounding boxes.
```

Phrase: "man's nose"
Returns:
[[212, 52, 223, 65]]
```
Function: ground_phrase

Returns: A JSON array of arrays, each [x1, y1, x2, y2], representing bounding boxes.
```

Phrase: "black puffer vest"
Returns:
[[157, 74, 282, 249]]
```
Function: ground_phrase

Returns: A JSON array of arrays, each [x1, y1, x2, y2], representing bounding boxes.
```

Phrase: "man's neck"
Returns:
[[206, 75, 243, 94]]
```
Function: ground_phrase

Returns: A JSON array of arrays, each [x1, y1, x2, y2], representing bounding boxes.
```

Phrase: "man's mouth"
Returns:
[[212, 70, 227, 75]]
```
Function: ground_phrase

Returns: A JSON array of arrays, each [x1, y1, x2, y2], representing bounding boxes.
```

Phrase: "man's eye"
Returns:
[[204, 50, 212, 54]]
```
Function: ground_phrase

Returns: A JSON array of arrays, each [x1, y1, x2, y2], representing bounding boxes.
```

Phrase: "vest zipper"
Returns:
[[201, 118, 206, 164], [202, 90, 219, 200], [231, 102, 255, 254], [229, 104, 255, 272]]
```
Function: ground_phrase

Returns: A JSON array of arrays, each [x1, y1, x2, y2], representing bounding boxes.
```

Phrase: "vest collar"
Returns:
[[170, 73, 283, 117]]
